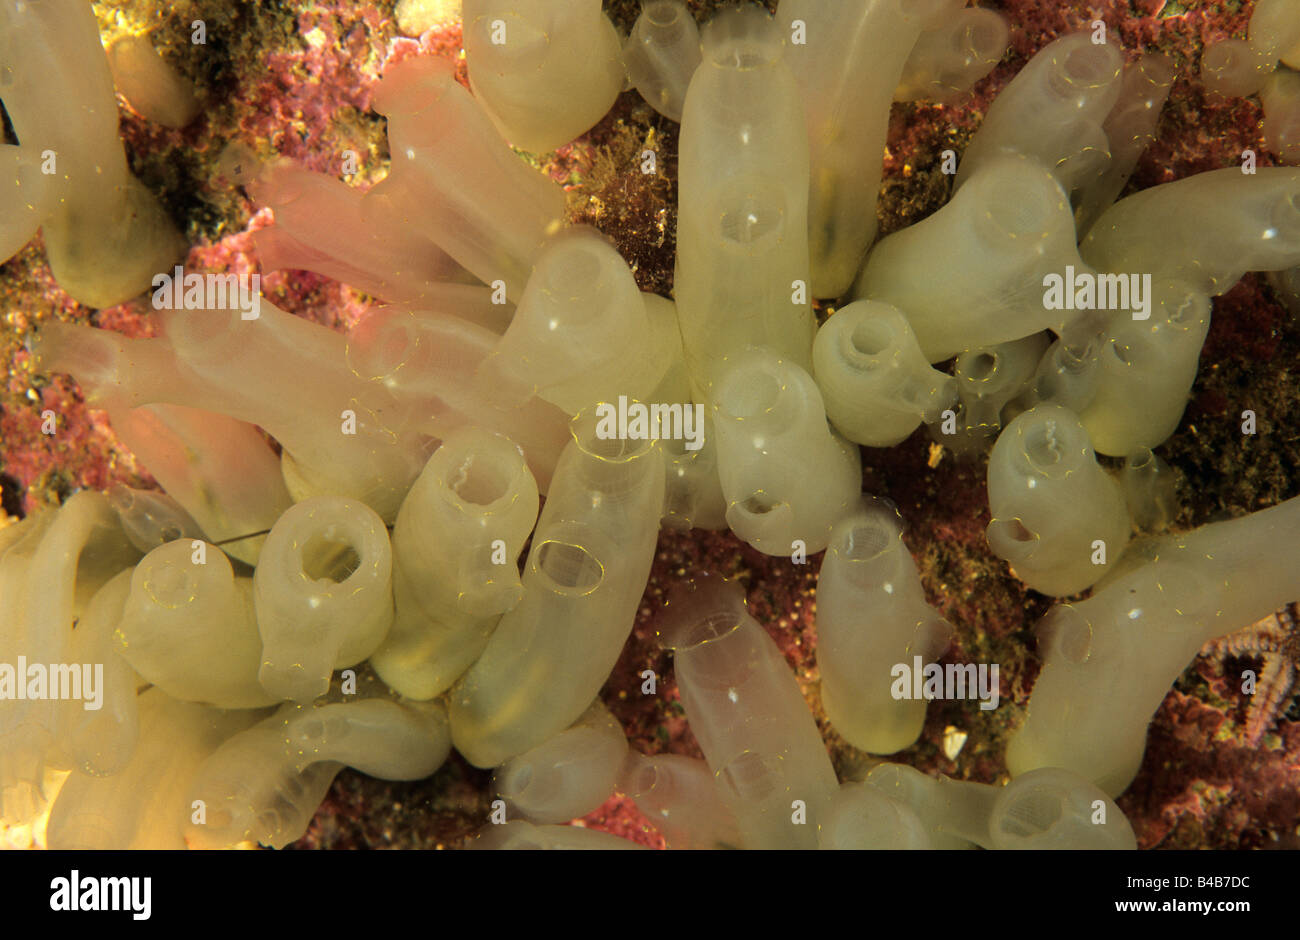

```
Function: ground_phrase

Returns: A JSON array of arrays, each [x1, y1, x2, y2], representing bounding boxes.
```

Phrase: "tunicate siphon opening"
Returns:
[[300, 533, 361, 583], [996, 787, 1065, 839], [702, 6, 781, 71], [585, 435, 636, 460], [497, 762, 534, 800], [662, 434, 694, 458], [571, 409, 655, 462], [962, 351, 999, 383], [1049, 41, 1120, 98], [1201, 39, 1270, 97], [841, 522, 892, 563], [1004, 518, 1035, 543], [1108, 338, 1133, 366], [628, 761, 663, 799], [739, 492, 777, 516], [959, 11, 1008, 64], [534, 540, 604, 595], [144, 560, 198, 609], [644, 0, 683, 31], [683, 611, 743, 651], [1059, 335, 1095, 371], [445, 453, 512, 506], [986, 517, 1038, 566], [346, 308, 417, 382], [1036, 605, 1093, 665], [847, 318, 894, 360], [1137, 52, 1176, 89], [1023, 417, 1074, 473], [725, 493, 794, 552]]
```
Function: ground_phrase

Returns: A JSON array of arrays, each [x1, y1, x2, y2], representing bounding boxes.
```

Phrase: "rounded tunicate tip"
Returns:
[[959, 10, 1010, 65], [496, 761, 534, 801], [643, 0, 684, 31], [701, 5, 781, 71], [656, 572, 746, 652], [1011, 404, 1092, 477], [570, 406, 657, 462], [1035, 604, 1093, 665]]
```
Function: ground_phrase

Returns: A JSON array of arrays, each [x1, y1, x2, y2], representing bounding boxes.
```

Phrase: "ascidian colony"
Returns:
[[0, 0, 1298, 851]]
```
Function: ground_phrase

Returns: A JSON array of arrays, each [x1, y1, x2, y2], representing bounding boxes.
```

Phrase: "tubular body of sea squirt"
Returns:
[[675, 4, 815, 397], [253, 496, 395, 704], [711, 348, 861, 556], [893, 7, 1010, 104], [855, 153, 1091, 362], [370, 53, 568, 299], [1006, 495, 1300, 797], [811, 300, 957, 448], [46, 689, 263, 851], [370, 428, 539, 701], [156, 301, 433, 522], [659, 575, 839, 849], [182, 697, 451, 849], [0, 144, 52, 263], [56, 571, 139, 779], [818, 781, 934, 849], [473, 226, 676, 414], [816, 501, 954, 755], [1076, 279, 1212, 456], [31, 321, 297, 565], [0, 492, 141, 822], [618, 752, 742, 849], [952, 332, 1051, 437], [859, 764, 1136, 850], [448, 409, 664, 769], [492, 702, 628, 824], [985, 404, 1131, 597], [345, 306, 570, 493], [956, 33, 1124, 196], [247, 162, 471, 306], [462, 0, 624, 155], [106, 33, 200, 130], [1080, 167, 1300, 297], [1074, 53, 1176, 235], [623, 0, 702, 122], [0, 0, 186, 308], [1261, 68, 1300, 166], [659, 410, 729, 532], [777, 0, 960, 296], [115, 539, 277, 710]]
